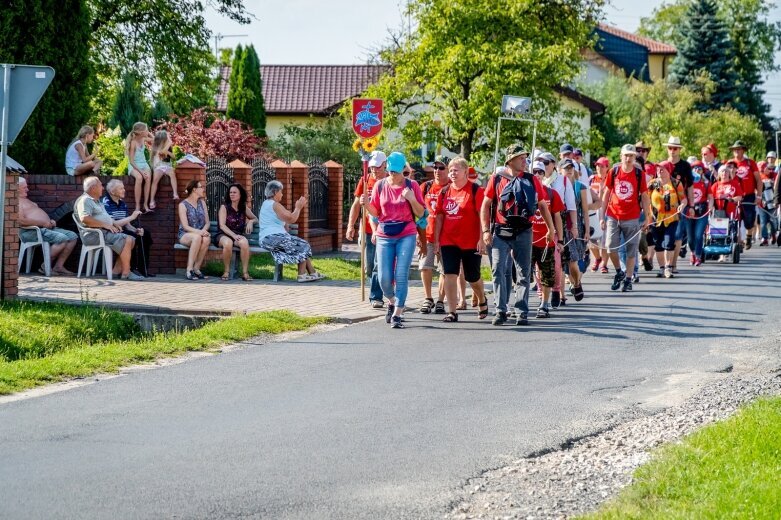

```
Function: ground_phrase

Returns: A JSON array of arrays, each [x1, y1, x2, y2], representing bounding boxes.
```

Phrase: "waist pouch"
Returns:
[[379, 221, 409, 237]]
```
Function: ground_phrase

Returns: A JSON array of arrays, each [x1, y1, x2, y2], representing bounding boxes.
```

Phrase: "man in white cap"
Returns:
[[346, 150, 388, 308], [766, 151, 778, 174], [665, 136, 693, 272]]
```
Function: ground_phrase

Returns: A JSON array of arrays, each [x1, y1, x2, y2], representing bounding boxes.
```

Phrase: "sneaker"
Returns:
[[642, 257, 653, 271], [122, 272, 144, 281], [760, 239, 769, 246], [492, 312, 507, 326], [551, 292, 561, 308], [516, 313, 529, 325], [656, 268, 664, 278], [391, 315, 404, 329], [611, 270, 626, 291], [664, 267, 673, 279], [621, 278, 633, 292], [772, 234, 777, 245], [746, 237, 752, 250], [671, 267, 679, 274], [536, 306, 550, 318], [632, 274, 640, 283], [690, 254, 696, 265], [679, 245, 688, 258], [371, 300, 385, 309], [695, 257, 703, 267], [385, 304, 395, 324]]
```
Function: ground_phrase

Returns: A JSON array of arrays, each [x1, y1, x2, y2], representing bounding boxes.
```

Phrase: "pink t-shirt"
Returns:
[[369, 178, 425, 238]]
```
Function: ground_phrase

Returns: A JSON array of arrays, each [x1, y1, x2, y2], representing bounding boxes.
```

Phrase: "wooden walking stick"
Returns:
[[359, 158, 368, 301]]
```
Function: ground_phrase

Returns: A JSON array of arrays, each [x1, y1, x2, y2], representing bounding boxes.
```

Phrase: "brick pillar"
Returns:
[[2, 170, 20, 300], [289, 160, 309, 241], [271, 160, 292, 210], [229, 159, 251, 198], [325, 160, 344, 252]]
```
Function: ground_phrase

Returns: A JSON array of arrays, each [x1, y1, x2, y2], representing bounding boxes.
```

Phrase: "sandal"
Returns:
[[600, 266, 609, 274], [194, 270, 206, 279], [149, 200, 157, 210], [420, 298, 434, 314], [220, 272, 230, 281], [434, 300, 446, 314], [478, 301, 489, 320], [456, 302, 467, 311], [442, 312, 459, 322], [185, 270, 196, 280], [241, 273, 252, 281]]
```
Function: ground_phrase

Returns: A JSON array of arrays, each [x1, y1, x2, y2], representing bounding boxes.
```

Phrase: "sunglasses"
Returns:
[[667, 146, 680, 151], [539, 159, 551, 165], [433, 165, 446, 170]]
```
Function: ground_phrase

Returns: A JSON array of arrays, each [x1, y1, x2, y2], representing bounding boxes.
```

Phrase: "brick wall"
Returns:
[[2, 170, 20, 299]]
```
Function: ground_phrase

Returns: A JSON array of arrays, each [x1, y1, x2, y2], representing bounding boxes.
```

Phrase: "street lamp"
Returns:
[[493, 95, 537, 171], [775, 130, 781, 157]]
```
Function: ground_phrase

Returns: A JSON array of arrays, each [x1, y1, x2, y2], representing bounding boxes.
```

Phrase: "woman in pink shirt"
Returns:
[[362, 152, 425, 329]]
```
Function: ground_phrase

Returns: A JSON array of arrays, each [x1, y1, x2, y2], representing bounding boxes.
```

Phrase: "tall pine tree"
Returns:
[[0, 0, 91, 173], [668, 0, 741, 112], [226, 44, 267, 137]]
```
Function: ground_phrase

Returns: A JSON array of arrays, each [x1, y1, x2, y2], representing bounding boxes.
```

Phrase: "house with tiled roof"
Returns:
[[581, 23, 677, 84], [216, 64, 605, 143]]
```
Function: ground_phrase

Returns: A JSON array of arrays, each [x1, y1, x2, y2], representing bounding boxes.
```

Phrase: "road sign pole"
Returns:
[[0, 65, 11, 299]]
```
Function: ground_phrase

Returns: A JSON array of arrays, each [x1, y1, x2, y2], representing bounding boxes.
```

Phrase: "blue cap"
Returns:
[[386, 152, 407, 174], [560, 143, 574, 154]]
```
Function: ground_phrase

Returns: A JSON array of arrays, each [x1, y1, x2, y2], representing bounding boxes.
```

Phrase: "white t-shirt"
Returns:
[[544, 172, 576, 212]]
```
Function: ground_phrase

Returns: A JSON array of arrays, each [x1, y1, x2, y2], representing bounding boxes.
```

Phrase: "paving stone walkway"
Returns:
[[17, 274, 427, 321]]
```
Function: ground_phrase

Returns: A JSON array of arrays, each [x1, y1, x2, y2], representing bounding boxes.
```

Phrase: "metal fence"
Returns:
[[343, 170, 361, 225], [205, 157, 234, 222], [250, 157, 276, 217], [307, 160, 329, 229]]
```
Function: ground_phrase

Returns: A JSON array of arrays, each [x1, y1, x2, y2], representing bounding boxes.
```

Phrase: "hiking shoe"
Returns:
[[760, 239, 769, 246], [632, 274, 640, 283], [516, 313, 529, 326], [536, 306, 550, 318], [611, 270, 626, 291], [492, 312, 507, 326], [642, 257, 653, 271], [745, 237, 752, 250], [385, 304, 395, 323], [664, 267, 673, 279], [371, 300, 385, 309], [656, 268, 664, 278], [621, 278, 633, 292], [391, 315, 404, 329], [551, 292, 561, 308]]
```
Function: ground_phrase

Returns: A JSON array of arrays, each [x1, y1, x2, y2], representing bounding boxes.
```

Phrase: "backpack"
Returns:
[[649, 177, 681, 216], [497, 172, 538, 234], [608, 165, 643, 206]]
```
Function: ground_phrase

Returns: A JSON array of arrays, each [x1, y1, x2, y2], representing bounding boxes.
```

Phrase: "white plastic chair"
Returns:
[[18, 226, 51, 276], [72, 214, 113, 280]]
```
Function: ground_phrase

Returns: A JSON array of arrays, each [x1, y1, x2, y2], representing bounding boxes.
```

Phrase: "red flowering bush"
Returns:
[[155, 108, 270, 163]]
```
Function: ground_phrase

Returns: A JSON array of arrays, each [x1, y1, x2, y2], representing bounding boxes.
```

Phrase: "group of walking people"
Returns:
[[347, 137, 780, 329]]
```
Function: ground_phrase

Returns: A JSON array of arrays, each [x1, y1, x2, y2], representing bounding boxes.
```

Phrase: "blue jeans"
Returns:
[[376, 234, 416, 309], [758, 207, 778, 239], [490, 229, 533, 315], [618, 244, 639, 276], [686, 215, 709, 257], [364, 236, 383, 302], [675, 213, 688, 243]]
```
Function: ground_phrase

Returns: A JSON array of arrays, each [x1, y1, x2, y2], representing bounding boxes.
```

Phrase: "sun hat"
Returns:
[[368, 151, 387, 168], [635, 140, 650, 152], [729, 140, 747, 150], [620, 144, 637, 156], [386, 152, 407, 174], [666, 136, 683, 149], [504, 143, 529, 164]]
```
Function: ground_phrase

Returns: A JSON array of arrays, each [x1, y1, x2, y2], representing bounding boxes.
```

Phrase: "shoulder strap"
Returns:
[[422, 180, 433, 198], [471, 181, 479, 198], [490, 174, 501, 226]]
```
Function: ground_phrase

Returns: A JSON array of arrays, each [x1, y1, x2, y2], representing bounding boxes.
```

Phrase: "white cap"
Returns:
[[620, 144, 637, 156], [767, 151, 777, 158], [368, 151, 387, 168], [532, 161, 545, 171]]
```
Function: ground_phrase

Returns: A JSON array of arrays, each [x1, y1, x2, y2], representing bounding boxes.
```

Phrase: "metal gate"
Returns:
[[251, 157, 276, 217], [307, 161, 329, 229], [205, 157, 234, 222]]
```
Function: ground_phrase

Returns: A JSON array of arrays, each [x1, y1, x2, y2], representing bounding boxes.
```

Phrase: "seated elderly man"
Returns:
[[18, 177, 78, 275], [102, 179, 153, 277], [74, 176, 142, 281]]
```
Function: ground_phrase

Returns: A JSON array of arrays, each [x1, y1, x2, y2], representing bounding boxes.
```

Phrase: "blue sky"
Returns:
[[205, 0, 781, 117]]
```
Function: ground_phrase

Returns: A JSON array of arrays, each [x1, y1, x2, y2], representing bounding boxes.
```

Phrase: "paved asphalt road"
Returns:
[[1, 248, 780, 519]]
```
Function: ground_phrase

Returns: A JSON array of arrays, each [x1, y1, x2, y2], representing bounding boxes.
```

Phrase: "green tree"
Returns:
[[227, 44, 267, 136], [363, 0, 605, 163], [0, 0, 92, 173], [87, 0, 251, 116], [227, 44, 245, 121], [668, 0, 740, 112], [268, 117, 361, 171], [110, 73, 148, 136], [149, 98, 172, 126]]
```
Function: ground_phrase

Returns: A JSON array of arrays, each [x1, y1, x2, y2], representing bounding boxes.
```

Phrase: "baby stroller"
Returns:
[[702, 200, 741, 264]]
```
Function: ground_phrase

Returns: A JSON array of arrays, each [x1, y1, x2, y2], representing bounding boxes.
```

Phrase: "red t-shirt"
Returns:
[[690, 178, 709, 204], [484, 173, 549, 225], [733, 158, 758, 196], [532, 188, 563, 248], [436, 182, 485, 250], [710, 179, 744, 216], [354, 176, 379, 234], [605, 165, 648, 220], [422, 180, 450, 242]]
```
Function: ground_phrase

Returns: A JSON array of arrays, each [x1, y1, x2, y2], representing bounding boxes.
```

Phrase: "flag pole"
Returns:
[[359, 158, 368, 301]]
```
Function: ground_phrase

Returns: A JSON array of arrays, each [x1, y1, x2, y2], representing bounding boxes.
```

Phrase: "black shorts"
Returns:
[[531, 246, 555, 287], [650, 221, 677, 251], [440, 245, 482, 282], [741, 194, 757, 229]]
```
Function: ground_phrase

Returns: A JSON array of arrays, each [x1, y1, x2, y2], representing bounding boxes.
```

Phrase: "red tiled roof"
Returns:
[[216, 64, 388, 114], [597, 23, 677, 54]]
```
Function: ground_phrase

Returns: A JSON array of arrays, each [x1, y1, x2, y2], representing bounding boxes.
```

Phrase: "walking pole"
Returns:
[[134, 214, 148, 277], [359, 158, 368, 301]]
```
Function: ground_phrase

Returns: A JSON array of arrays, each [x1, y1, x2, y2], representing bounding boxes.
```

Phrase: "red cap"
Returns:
[[595, 156, 610, 167], [467, 166, 478, 180], [644, 162, 656, 176], [658, 160, 674, 175]]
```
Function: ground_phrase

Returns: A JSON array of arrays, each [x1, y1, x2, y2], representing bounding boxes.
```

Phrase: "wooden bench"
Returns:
[[174, 223, 298, 281]]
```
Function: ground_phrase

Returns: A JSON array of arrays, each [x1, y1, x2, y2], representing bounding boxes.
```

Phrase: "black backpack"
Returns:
[[498, 172, 538, 231]]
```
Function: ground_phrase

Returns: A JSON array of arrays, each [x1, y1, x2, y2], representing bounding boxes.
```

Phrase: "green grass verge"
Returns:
[[581, 397, 781, 519], [203, 254, 361, 280], [0, 301, 326, 395]]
